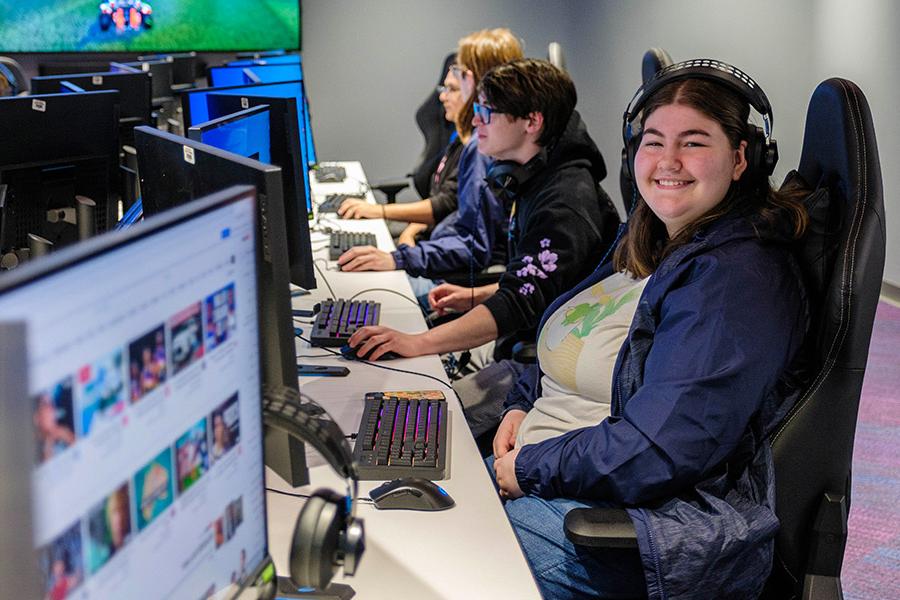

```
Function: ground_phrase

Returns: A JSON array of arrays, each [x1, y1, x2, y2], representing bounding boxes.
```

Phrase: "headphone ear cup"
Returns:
[[289, 488, 345, 590], [623, 132, 641, 183], [742, 125, 773, 181]]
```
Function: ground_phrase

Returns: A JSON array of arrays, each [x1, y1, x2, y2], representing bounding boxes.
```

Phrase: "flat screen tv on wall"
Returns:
[[0, 0, 300, 53]]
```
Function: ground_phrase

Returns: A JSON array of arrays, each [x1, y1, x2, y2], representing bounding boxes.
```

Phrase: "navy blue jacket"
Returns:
[[506, 214, 808, 599], [391, 137, 504, 278]]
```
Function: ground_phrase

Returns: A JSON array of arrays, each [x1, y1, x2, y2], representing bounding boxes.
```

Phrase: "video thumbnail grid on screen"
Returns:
[[0, 193, 269, 598], [0, 0, 300, 53], [31, 280, 247, 597]]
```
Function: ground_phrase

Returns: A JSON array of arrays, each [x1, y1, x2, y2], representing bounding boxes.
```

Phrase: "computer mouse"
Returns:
[[340, 343, 400, 361], [369, 478, 455, 511]]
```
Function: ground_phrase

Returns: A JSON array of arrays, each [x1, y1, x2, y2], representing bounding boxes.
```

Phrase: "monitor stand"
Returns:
[[264, 427, 310, 488], [277, 577, 354, 599]]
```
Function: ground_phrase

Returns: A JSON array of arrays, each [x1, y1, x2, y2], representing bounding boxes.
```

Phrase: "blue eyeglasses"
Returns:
[[473, 102, 497, 124]]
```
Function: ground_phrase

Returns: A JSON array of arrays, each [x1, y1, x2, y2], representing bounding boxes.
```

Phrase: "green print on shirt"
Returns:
[[561, 288, 641, 339]]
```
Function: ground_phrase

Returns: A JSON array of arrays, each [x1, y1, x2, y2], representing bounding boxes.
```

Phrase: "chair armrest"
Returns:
[[564, 507, 638, 548], [441, 267, 504, 287], [511, 341, 537, 364], [371, 179, 410, 204]]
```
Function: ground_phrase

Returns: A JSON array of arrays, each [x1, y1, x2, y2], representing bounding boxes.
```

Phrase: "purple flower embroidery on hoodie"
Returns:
[[516, 239, 558, 295]]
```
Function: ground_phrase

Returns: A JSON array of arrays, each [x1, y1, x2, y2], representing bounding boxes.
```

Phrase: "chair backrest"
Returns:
[[410, 52, 457, 199], [767, 78, 885, 595], [620, 48, 674, 213], [547, 42, 567, 72]]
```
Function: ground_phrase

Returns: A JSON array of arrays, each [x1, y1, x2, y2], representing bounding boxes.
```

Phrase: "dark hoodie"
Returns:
[[482, 110, 620, 352]]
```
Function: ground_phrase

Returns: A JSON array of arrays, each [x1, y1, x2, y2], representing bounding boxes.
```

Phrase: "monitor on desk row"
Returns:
[[30, 71, 153, 129], [0, 186, 271, 599], [207, 63, 304, 88], [111, 60, 173, 106], [228, 55, 302, 67], [179, 80, 314, 216], [197, 94, 314, 289], [0, 91, 121, 261], [134, 126, 300, 390]]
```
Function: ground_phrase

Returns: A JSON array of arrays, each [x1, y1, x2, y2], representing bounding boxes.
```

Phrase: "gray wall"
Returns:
[[305, 0, 898, 284]]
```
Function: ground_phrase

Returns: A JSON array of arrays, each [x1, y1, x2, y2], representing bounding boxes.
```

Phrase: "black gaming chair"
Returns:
[[619, 48, 673, 211], [548, 42, 567, 72], [371, 53, 457, 204], [564, 78, 886, 600]]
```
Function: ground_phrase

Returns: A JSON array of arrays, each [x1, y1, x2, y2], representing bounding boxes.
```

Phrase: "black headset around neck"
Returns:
[[484, 146, 550, 201], [621, 59, 778, 185]]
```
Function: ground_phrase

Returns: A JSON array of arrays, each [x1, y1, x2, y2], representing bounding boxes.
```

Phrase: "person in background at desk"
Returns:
[[337, 28, 522, 294], [346, 59, 620, 430], [337, 61, 462, 248], [490, 68, 810, 599]]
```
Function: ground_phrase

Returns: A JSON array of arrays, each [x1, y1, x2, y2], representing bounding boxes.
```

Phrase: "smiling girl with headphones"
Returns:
[[491, 60, 810, 600]]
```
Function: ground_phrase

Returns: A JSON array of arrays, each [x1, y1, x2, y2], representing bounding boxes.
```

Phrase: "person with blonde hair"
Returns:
[[338, 28, 522, 294]]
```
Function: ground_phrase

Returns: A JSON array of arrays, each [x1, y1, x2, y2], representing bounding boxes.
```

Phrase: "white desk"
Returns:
[[264, 162, 541, 599]]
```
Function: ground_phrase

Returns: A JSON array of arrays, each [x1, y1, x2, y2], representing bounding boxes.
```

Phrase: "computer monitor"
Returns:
[[207, 64, 303, 88], [134, 127, 297, 393], [138, 53, 198, 88], [112, 60, 173, 105], [1, 1, 300, 53], [303, 92, 318, 166], [228, 55, 302, 67], [0, 91, 120, 256], [201, 94, 314, 288], [180, 81, 313, 215], [30, 71, 153, 128], [0, 186, 272, 599], [188, 105, 272, 164]]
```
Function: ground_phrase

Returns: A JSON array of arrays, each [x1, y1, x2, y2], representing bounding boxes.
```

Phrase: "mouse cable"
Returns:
[[312, 259, 338, 299], [266, 487, 374, 506], [294, 332, 454, 392], [347, 287, 428, 319]]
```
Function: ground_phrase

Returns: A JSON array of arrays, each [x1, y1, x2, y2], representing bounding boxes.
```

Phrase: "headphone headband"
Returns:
[[623, 58, 774, 145], [621, 58, 778, 183]]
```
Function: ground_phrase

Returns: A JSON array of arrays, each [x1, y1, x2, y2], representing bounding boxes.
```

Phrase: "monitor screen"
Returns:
[[0, 186, 270, 599], [202, 94, 314, 288], [0, 1, 300, 53], [188, 105, 273, 165], [207, 64, 303, 88], [227, 55, 301, 67], [180, 81, 313, 215]]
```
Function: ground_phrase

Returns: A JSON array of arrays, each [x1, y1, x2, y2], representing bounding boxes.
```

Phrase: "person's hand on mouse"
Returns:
[[494, 447, 523, 499], [338, 198, 380, 219], [337, 246, 396, 271], [493, 409, 526, 459], [347, 325, 427, 360]]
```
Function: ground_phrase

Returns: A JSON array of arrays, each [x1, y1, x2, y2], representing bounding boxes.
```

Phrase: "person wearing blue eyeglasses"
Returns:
[[346, 59, 620, 439]]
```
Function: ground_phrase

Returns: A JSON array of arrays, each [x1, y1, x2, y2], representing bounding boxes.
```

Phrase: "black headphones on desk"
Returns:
[[622, 58, 778, 185], [262, 385, 365, 591]]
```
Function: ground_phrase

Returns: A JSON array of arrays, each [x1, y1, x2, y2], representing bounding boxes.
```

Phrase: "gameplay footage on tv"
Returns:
[[0, 0, 300, 53]]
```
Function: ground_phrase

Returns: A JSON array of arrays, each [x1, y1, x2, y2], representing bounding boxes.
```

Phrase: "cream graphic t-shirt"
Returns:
[[516, 271, 648, 448]]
